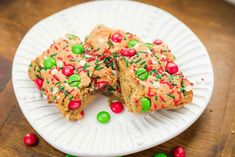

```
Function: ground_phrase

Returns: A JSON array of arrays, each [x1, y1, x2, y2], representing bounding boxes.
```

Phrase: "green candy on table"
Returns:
[[128, 39, 139, 48], [71, 43, 84, 54], [144, 43, 154, 48], [140, 97, 151, 112], [97, 111, 110, 124], [66, 154, 77, 157], [44, 57, 56, 70], [154, 152, 167, 157], [68, 74, 81, 87], [136, 68, 149, 80]]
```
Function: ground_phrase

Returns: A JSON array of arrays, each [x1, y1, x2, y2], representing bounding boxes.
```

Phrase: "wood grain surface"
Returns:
[[0, 0, 235, 156]]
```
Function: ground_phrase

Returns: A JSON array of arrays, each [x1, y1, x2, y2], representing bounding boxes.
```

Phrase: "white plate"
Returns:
[[12, 1, 214, 156]]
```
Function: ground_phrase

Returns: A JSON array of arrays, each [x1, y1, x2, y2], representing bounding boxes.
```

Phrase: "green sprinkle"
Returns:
[[95, 66, 104, 70], [59, 86, 65, 92], [69, 96, 74, 100], [50, 53, 57, 57], [29, 64, 32, 67], [55, 81, 61, 86], [140, 61, 146, 65], [167, 93, 175, 99], [134, 58, 141, 63], [46, 80, 50, 84], [50, 87, 53, 92], [107, 40, 114, 48], [155, 96, 158, 101], [162, 50, 167, 52], [87, 70, 90, 77], [96, 47, 100, 51], [83, 63, 90, 69], [64, 90, 68, 96]]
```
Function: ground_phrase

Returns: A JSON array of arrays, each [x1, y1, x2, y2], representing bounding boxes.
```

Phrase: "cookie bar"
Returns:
[[28, 34, 118, 120]]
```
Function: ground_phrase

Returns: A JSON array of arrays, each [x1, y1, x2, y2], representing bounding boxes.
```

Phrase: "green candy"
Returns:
[[44, 57, 56, 69], [71, 43, 84, 54], [144, 43, 154, 48], [128, 39, 139, 48], [68, 74, 81, 87], [140, 97, 151, 112], [66, 154, 77, 157], [97, 111, 110, 124], [154, 152, 167, 157], [136, 68, 149, 80]]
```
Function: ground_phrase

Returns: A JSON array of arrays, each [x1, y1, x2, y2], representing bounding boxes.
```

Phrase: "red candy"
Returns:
[[120, 48, 136, 57], [111, 32, 123, 43], [62, 64, 75, 76], [146, 65, 153, 72], [68, 100, 81, 110], [23, 133, 38, 146], [153, 39, 163, 45], [166, 62, 178, 74], [96, 81, 108, 89], [80, 111, 85, 118], [111, 102, 124, 113], [173, 146, 185, 157], [34, 78, 44, 90]]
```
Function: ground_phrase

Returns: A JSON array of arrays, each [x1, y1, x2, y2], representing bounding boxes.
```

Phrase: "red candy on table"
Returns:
[[120, 48, 136, 57], [62, 64, 75, 76], [172, 146, 185, 157], [96, 81, 108, 90], [68, 100, 81, 110], [111, 102, 124, 113], [153, 39, 163, 45], [34, 78, 44, 90], [23, 133, 38, 146], [111, 32, 123, 43], [166, 62, 178, 74]]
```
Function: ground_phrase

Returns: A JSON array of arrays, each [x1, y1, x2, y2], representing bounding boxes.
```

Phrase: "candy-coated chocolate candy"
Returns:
[[172, 146, 185, 157], [34, 78, 44, 90], [120, 48, 136, 57], [44, 57, 56, 69], [154, 152, 167, 157], [96, 81, 108, 89], [66, 154, 76, 157], [68, 74, 81, 87], [68, 100, 81, 110], [166, 62, 178, 74], [153, 39, 163, 45], [62, 64, 75, 76], [144, 43, 154, 48], [23, 133, 38, 146], [97, 111, 110, 124], [111, 102, 124, 113], [136, 68, 149, 80], [111, 32, 123, 43], [140, 97, 151, 112], [128, 39, 139, 48], [71, 43, 84, 54], [154, 153, 167, 157]]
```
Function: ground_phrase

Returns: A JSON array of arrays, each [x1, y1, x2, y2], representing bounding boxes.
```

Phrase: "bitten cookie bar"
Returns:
[[28, 34, 118, 120], [114, 43, 193, 112]]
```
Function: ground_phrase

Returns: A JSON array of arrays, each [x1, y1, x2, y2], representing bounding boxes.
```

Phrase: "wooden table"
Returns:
[[0, 0, 234, 156]]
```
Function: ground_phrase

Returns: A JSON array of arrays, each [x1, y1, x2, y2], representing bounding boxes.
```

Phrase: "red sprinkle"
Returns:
[[68, 100, 81, 110], [147, 87, 156, 97], [54, 45, 59, 50], [23, 133, 38, 146], [159, 95, 165, 102], [34, 78, 44, 90], [111, 102, 124, 113], [53, 75, 60, 81], [146, 65, 153, 72], [80, 111, 85, 118], [153, 103, 158, 110], [96, 81, 108, 90]]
